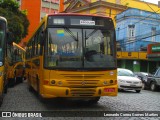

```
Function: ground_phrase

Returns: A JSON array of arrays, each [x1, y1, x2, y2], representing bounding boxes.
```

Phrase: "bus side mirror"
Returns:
[[7, 31, 13, 44]]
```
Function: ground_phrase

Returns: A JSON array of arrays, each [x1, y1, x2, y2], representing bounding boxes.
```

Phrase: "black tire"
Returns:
[[4, 84, 8, 94], [16, 77, 23, 84], [150, 82, 157, 91], [0, 95, 3, 107], [39, 94, 47, 103], [135, 90, 141, 93], [36, 75, 46, 103], [28, 85, 34, 92], [88, 97, 100, 104], [118, 89, 124, 92], [20, 77, 23, 83], [8, 78, 15, 88], [142, 83, 145, 90], [143, 83, 148, 90]]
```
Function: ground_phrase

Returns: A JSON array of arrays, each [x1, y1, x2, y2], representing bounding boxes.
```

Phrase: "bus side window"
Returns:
[[39, 24, 45, 55]]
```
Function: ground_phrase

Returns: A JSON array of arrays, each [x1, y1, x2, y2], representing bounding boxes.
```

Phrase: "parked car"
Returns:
[[145, 67, 160, 91], [117, 68, 143, 93], [134, 72, 152, 89], [134, 72, 149, 83]]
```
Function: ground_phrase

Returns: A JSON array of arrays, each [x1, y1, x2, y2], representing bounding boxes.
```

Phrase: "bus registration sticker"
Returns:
[[104, 88, 115, 92], [80, 20, 95, 25]]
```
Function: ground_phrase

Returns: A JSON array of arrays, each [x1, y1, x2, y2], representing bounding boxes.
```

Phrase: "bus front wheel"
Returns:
[[0, 94, 3, 107], [88, 97, 100, 104]]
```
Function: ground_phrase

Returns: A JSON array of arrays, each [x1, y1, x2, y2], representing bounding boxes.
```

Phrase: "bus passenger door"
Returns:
[[32, 57, 40, 91]]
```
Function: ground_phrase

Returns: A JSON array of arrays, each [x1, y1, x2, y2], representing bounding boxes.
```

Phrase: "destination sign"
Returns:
[[80, 20, 95, 25]]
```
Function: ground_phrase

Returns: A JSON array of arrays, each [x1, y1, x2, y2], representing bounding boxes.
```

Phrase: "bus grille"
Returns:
[[70, 88, 96, 97], [66, 80, 99, 87]]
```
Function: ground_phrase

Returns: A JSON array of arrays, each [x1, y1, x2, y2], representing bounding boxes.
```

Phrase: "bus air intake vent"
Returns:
[[60, 74, 104, 79], [66, 80, 99, 87], [70, 88, 96, 97]]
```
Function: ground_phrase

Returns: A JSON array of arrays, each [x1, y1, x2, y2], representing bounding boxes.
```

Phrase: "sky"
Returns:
[[142, 0, 158, 4]]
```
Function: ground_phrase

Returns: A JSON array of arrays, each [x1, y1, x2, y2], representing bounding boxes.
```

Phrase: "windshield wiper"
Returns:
[[64, 28, 78, 42], [85, 29, 98, 40]]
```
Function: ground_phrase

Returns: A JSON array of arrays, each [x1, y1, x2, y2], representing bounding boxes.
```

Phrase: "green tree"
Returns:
[[0, 0, 29, 43]]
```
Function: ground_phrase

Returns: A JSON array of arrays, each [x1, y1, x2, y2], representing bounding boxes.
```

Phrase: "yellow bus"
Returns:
[[26, 13, 117, 103], [0, 16, 8, 106], [7, 42, 26, 87]]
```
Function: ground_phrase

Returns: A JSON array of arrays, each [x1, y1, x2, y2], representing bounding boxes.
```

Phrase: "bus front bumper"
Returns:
[[41, 85, 118, 98]]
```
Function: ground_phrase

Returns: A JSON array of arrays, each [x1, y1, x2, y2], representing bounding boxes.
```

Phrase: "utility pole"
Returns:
[[158, 1, 160, 8]]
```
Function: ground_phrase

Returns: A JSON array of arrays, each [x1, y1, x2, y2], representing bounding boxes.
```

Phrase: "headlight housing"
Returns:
[[119, 79, 126, 83]]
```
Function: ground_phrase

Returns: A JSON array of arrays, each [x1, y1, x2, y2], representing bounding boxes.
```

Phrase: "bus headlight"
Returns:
[[58, 81, 62, 86], [50, 80, 56, 85], [110, 80, 113, 84], [103, 81, 107, 85]]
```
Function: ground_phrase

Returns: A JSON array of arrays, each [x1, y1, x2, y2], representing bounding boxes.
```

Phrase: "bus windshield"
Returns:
[[44, 27, 116, 70], [0, 21, 5, 62]]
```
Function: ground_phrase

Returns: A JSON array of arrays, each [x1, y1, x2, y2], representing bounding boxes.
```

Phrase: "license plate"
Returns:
[[104, 88, 115, 92]]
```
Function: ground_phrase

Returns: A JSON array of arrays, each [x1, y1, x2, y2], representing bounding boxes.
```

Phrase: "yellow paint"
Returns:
[[0, 66, 4, 95], [91, 0, 97, 2], [90, 0, 159, 13], [90, 9, 96, 14], [41, 70, 118, 98], [106, 8, 110, 17], [117, 51, 147, 60]]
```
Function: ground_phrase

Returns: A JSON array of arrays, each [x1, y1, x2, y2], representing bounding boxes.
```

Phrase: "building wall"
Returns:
[[20, 0, 41, 45], [116, 8, 160, 52], [19, 0, 60, 46], [90, 0, 159, 12], [41, 0, 59, 19]]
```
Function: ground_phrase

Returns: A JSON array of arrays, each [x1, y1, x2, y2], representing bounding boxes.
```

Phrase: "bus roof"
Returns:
[[47, 13, 112, 19]]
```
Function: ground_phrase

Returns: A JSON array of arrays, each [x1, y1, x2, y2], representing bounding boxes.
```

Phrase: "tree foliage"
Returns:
[[0, 0, 29, 43]]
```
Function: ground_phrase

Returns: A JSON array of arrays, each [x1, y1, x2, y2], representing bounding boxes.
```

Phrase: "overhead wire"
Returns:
[[116, 0, 160, 47], [106, 0, 160, 50]]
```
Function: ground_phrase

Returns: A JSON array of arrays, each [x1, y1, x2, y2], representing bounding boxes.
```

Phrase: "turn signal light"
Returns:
[[58, 81, 62, 86], [103, 81, 107, 85], [44, 80, 49, 85]]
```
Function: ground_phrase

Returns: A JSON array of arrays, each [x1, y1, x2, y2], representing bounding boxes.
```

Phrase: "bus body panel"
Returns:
[[42, 85, 118, 98], [26, 56, 43, 92], [0, 66, 4, 95], [40, 69, 117, 98]]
